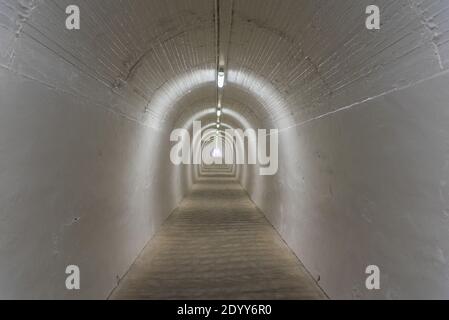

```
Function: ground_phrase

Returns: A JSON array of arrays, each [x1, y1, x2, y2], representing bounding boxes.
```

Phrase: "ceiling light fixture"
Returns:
[[217, 68, 225, 88]]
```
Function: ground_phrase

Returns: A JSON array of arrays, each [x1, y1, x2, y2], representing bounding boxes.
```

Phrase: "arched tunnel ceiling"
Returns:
[[2, 0, 449, 300], [169, 83, 265, 128], [3, 0, 447, 130]]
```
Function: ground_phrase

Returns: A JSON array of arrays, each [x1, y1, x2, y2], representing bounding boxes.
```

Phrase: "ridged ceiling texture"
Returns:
[[2, 0, 449, 299], [2, 0, 448, 132]]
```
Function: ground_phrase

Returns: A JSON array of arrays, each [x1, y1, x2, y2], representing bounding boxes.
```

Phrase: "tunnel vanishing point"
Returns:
[[1, 0, 449, 300]]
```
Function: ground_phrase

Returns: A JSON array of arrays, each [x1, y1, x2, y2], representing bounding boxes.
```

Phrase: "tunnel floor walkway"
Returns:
[[110, 177, 326, 299]]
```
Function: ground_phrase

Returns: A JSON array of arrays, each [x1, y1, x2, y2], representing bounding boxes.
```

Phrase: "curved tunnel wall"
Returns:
[[1, 0, 449, 299]]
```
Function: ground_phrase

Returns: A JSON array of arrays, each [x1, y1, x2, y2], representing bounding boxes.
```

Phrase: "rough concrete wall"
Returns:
[[249, 69, 449, 299], [0, 65, 185, 299], [0, 0, 187, 299], [227, 0, 449, 127], [242, 0, 449, 299], [3, 0, 449, 300], [0, 0, 216, 128]]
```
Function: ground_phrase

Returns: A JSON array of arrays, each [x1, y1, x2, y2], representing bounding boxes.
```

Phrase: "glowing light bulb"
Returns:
[[217, 69, 225, 88]]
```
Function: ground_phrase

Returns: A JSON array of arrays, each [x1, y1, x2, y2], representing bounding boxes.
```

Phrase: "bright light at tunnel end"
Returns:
[[170, 120, 279, 176], [211, 147, 223, 158]]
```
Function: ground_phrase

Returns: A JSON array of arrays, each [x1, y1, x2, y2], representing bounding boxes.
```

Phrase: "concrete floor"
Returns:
[[110, 177, 326, 300]]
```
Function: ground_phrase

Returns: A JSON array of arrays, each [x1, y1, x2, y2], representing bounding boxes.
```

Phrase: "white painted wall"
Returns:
[[0, 66, 185, 298], [2, 0, 449, 300], [247, 70, 449, 299]]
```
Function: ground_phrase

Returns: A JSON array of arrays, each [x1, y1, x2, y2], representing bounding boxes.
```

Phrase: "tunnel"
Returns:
[[1, 0, 449, 300]]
